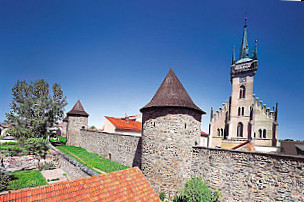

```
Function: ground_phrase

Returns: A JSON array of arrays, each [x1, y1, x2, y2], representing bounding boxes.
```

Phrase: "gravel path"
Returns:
[[41, 168, 68, 184]]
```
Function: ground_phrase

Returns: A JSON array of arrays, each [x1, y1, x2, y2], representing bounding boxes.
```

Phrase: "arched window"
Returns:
[[221, 129, 224, 137], [239, 85, 246, 99], [237, 122, 243, 137], [263, 129, 266, 139], [217, 129, 220, 137], [242, 107, 245, 116], [258, 129, 262, 138]]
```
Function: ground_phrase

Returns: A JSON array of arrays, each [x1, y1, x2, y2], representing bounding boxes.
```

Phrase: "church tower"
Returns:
[[140, 69, 205, 199], [209, 17, 279, 150], [229, 17, 258, 140]]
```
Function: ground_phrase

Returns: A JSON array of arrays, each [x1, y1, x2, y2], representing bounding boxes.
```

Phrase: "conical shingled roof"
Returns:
[[140, 69, 205, 114], [67, 100, 89, 117]]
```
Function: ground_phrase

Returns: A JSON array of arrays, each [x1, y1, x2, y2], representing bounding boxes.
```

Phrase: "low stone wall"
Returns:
[[192, 147, 304, 201], [50, 143, 98, 180], [78, 130, 141, 167]]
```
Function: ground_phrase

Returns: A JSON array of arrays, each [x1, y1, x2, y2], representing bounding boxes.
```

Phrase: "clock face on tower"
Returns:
[[239, 77, 247, 83]]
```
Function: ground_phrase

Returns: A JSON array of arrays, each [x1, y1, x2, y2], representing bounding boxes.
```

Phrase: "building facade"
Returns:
[[209, 18, 279, 151]]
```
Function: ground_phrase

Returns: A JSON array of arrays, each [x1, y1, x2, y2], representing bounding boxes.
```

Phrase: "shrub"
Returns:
[[173, 176, 222, 202], [24, 138, 49, 158], [1, 142, 17, 146], [159, 192, 165, 201], [0, 171, 11, 191]]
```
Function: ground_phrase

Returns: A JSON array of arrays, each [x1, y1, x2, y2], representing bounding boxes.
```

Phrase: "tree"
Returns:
[[24, 138, 50, 170], [5, 80, 67, 139], [173, 176, 222, 202]]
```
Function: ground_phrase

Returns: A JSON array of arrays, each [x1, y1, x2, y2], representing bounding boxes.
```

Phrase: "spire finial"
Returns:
[[244, 12, 248, 28]]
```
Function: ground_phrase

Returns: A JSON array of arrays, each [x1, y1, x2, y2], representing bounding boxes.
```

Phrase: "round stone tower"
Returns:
[[66, 100, 89, 146], [140, 69, 205, 199]]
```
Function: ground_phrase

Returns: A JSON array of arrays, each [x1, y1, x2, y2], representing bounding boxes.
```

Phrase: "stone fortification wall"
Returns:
[[141, 107, 202, 199], [192, 147, 304, 201], [77, 130, 141, 167], [67, 116, 88, 147]]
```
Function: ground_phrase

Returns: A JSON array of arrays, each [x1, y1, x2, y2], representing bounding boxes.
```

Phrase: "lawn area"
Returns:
[[57, 145, 129, 173], [8, 170, 47, 190]]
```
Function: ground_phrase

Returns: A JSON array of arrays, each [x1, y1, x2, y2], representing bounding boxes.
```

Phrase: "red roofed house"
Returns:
[[200, 131, 209, 147], [103, 115, 142, 136], [0, 167, 160, 202]]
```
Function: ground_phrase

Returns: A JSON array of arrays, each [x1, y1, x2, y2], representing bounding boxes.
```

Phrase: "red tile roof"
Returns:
[[105, 116, 142, 132], [232, 140, 256, 152], [0, 167, 160, 202], [201, 131, 209, 137]]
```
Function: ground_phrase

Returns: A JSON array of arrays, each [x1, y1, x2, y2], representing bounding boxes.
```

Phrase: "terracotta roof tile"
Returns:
[[105, 116, 142, 132], [1, 167, 160, 202]]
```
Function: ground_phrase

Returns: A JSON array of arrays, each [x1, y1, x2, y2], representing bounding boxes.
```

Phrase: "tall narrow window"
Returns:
[[221, 129, 224, 137], [238, 107, 241, 116], [242, 107, 245, 116], [258, 129, 262, 138], [217, 129, 220, 137], [263, 129, 266, 139], [237, 122, 243, 137], [239, 85, 246, 99]]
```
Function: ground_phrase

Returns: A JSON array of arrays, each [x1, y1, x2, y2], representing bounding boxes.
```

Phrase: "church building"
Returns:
[[209, 18, 279, 152]]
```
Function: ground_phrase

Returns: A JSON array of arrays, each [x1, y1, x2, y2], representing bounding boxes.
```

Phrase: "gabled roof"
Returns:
[[105, 116, 142, 132], [0, 167, 160, 202], [201, 131, 209, 137], [140, 69, 205, 114], [232, 140, 256, 152], [67, 100, 89, 117]]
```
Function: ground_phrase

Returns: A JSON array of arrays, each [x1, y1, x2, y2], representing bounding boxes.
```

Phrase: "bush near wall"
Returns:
[[173, 176, 222, 202]]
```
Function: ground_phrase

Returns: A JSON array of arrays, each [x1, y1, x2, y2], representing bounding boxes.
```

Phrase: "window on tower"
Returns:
[[263, 129, 267, 139], [258, 129, 262, 138], [237, 122, 243, 137], [242, 107, 244, 116], [239, 85, 246, 99], [238, 107, 241, 116]]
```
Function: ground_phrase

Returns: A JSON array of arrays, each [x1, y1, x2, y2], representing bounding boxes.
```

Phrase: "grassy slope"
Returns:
[[8, 170, 47, 190], [57, 145, 129, 173]]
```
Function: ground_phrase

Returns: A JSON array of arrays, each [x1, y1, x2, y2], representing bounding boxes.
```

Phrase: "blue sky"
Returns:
[[0, 0, 303, 140]]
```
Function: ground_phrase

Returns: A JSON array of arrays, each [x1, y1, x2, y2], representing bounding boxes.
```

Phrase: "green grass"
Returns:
[[57, 145, 129, 173], [8, 170, 47, 190], [50, 136, 66, 144]]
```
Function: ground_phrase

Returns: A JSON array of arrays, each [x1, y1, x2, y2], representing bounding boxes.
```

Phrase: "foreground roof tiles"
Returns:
[[140, 68, 205, 114], [0, 167, 160, 202], [105, 116, 142, 132], [67, 100, 89, 117]]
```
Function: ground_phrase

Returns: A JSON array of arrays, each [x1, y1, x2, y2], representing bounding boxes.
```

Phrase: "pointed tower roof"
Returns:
[[140, 69, 205, 114], [67, 100, 89, 117], [239, 16, 249, 60]]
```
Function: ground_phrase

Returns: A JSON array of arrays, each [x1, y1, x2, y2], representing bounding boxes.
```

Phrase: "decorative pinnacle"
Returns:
[[252, 40, 258, 60]]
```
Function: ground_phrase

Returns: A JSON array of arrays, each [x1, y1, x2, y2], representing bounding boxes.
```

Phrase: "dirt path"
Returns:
[[41, 168, 68, 184]]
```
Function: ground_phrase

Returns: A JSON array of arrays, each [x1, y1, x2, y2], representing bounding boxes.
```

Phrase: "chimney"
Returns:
[[125, 114, 129, 123]]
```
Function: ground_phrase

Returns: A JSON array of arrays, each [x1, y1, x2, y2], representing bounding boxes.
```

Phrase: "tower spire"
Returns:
[[239, 16, 249, 60]]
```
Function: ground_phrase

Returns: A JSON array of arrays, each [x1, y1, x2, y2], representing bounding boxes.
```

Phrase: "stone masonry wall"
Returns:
[[77, 130, 141, 167], [141, 107, 202, 199], [192, 147, 304, 201], [67, 116, 88, 147]]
